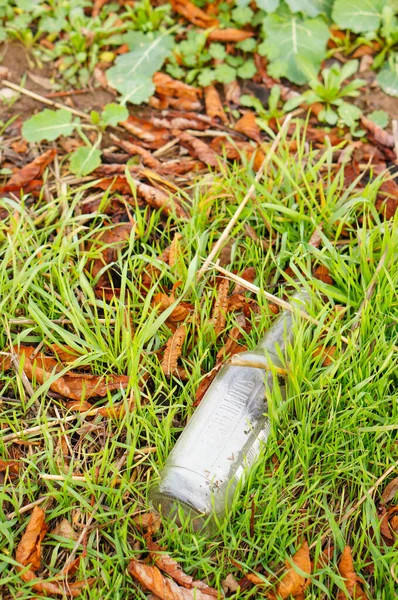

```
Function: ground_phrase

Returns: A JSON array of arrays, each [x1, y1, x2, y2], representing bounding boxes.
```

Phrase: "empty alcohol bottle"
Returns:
[[150, 291, 308, 530]]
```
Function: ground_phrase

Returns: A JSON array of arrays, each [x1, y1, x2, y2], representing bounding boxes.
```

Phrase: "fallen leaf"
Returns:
[[168, 232, 182, 268], [312, 345, 337, 366], [222, 573, 240, 594], [133, 512, 162, 535], [52, 519, 78, 541], [121, 115, 171, 148], [193, 364, 222, 406], [148, 541, 218, 595], [234, 112, 261, 143], [11, 139, 28, 153], [216, 326, 246, 363], [51, 344, 83, 363], [206, 28, 254, 42], [171, 0, 219, 27], [233, 266, 256, 293], [133, 179, 188, 218], [0, 458, 20, 476], [153, 72, 202, 111], [129, 559, 218, 599], [204, 85, 228, 124], [269, 541, 311, 600], [313, 265, 333, 285], [15, 507, 90, 596], [1, 346, 129, 400], [88, 221, 134, 287], [0, 149, 56, 194], [224, 80, 241, 104], [375, 179, 398, 220], [360, 115, 394, 148], [173, 130, 220, 167], [381, 477, 398, 504], [308, 225, 323, 248], [161, 326, 186, 376], [112, 136, 162, 170], [212, 278, 229, 336], [337, 546, 367, 599], [16, 506, 48, 573], [153, 292, 192, 322]]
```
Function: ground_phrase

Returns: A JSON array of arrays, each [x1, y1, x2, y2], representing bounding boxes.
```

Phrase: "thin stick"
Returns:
[[351, 248, 388, 333], [228, 357, 288, 376], [197, 114, 292, 279], [41, 474, 87, 482], [9, 317, 117, 325], [2, 80, 89, 120], [209, 263, 351, 345], [62, 452, 128, 572], [7, 496, 48, 520]]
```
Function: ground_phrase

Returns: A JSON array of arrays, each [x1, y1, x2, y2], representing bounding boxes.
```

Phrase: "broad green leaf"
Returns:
[[237, 59, 257, 79], [101, 103, 129, 127], [337, 102, 362, 127], [236, 38, 257, 52], [367, 109, 389, 128], [106, 31, 173, 104], [260, 15, 329, 85], [69, 146, 102, 176], [208, 43, 227, 60], [332, 0, 387, 33], [285, 0, 333, 17], [377, 56, 398, 97], [22, 109, 77, 142], [255, 0, 280, 11], [214, 64, 236, 84], [232, 6, 254, 24]]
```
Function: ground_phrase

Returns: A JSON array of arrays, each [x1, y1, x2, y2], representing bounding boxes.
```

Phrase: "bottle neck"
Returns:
[[255, 291, 309, 356]]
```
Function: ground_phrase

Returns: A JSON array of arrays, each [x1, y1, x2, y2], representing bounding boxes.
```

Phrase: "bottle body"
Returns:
[[150, 296, 306, 529]]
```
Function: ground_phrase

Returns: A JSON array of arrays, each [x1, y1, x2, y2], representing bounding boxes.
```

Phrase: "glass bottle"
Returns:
[[150, 292, 308, 530]]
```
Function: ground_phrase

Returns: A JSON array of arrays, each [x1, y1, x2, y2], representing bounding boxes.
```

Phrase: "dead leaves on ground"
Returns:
[[161, 325, 187, 378], [1, 346, 129, 400], [129, 540, 218, 599], [378, 477, 398, 545], [15, 506, 91, 596], [0, 148, 56, 195], [337, 547, 367, 600]]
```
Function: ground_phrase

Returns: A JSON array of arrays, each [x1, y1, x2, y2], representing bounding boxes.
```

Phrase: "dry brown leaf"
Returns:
[[224, 80, 241, 104], [129, 560, 218, 599], [121, 115, 171, 148], [153, 292, 192, 322], [52, 519, 78, 541], [360, 115, 394, 148], [313, 265, 333, 285], [51, 344, 83, 363], [381, 477, 398, 504], [15, 507, 89, 596], [153, 72, 202, 111], [337, 546, 367, 599], [216, 326, 246, 363], [222, 573, 240, 594], [308, 225, 323, 249], [16, 506, 48, 571], [113, 137, 162, 170], [375, 179, 398, 220], [173, 130, 220, 167], [206, 28, 254, 42], [148, 541, 218, 595], [312, 345, 337, 366], [0, 149, 56, 194], [0, 458, 20, 475], [11, 139, 28, 154], [204, 85, 228, 124], [194, 364, 222, 406], [234, 112, 261, 143], [233, 266, 256, 293], [212, 279, 230, 336], [88, 222, 134, 287], [269, 541, 311, 600], [2, 346, 129, 400], [133, 512, 162, 535], [169, 233, 182, 268], [161, 326, 186, 376], [171, 0, 219, 27], [134, 179, 187, 218]]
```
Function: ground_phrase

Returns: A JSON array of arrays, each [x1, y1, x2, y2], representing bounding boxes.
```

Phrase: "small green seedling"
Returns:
[[284, 59, 366, 134]]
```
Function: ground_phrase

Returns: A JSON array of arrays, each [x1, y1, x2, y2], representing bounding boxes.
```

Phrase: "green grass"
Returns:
[[0, 125, 397, 598]]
